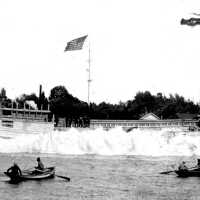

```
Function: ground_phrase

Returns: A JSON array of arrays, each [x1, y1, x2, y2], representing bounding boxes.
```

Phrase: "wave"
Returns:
[[0, 127, 199, 156]]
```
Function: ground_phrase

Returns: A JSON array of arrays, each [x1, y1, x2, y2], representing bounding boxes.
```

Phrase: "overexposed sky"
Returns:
[[0, 0, 200, 104]]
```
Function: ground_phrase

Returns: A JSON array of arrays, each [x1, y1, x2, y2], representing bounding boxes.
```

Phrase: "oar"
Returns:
[[160, 170, 176, 174], [55, 175, 70, 181]]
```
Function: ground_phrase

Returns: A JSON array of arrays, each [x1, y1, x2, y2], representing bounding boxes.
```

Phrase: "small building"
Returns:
[[140, 113, 160, 120]]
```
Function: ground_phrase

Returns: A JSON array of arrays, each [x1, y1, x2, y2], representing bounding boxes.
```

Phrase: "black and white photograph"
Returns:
[[1, 0, 200, 199]]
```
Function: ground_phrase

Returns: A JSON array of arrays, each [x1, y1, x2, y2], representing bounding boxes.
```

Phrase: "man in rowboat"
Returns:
[[178, 161, 188, 171], [35, 157, 44, 171], [192, 159, 200, 170], [196, 159, 200, 169], [7, 162, 22, 177]]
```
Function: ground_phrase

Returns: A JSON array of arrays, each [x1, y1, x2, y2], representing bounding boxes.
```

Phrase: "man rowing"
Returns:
[[161, 160, 200, 177], [178, 161, 188, 171], [35, 157, 44, 171], [6, 162, 22, 177], [178, 159, 200, 172], [196, 159, 200, 169]]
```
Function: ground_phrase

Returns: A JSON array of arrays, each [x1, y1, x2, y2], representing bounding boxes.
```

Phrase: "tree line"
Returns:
[[0, 86, 199, 121]]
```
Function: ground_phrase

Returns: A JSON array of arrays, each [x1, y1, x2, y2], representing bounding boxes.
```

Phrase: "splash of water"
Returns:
[[0, 127, 200, 156]]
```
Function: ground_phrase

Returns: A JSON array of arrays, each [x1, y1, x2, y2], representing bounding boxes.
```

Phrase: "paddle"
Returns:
[[160, 170, 176, 174], [55, 175, 70, 181]]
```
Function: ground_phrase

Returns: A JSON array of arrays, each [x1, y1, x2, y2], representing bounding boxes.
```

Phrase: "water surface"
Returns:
[[0, 154, 199, 200]]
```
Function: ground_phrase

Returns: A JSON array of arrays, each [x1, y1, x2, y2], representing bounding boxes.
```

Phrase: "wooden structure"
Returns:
[[90, 113, 199, 130], [0, 107, 51, 122], [0, 103, 54, 133]]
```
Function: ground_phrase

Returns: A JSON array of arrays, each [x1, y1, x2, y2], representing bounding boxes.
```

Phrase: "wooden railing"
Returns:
[[90, 119, 199, 129]]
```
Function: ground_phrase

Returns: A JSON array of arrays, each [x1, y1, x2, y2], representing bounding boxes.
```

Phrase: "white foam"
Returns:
[[0, 127, 200, 156]]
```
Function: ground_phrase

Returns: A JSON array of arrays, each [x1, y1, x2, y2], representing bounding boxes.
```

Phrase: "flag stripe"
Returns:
[[65, 35, 88, 51]]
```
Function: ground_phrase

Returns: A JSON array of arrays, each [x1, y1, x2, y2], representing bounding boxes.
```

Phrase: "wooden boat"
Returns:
[[175, 169, 200, 177], [4, 167, 55, 183]]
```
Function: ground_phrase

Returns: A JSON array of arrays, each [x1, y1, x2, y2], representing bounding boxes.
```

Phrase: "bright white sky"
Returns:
[[0, 0, 200, 104]]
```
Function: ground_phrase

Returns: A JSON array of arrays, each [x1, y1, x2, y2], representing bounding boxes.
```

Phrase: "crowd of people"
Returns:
[[55, 116, 90, 128]]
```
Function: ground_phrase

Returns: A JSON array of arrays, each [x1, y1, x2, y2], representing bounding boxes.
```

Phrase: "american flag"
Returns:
[[64, 35, 88, 51]]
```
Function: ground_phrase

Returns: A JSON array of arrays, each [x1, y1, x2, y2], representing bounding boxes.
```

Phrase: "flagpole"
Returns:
[[88, 41, 91, 105], [64, 35, 90, 104]]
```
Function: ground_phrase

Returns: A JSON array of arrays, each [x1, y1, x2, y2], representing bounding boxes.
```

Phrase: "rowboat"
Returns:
[[4, 167, 55, 183], [175, 169, 200, 177]]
